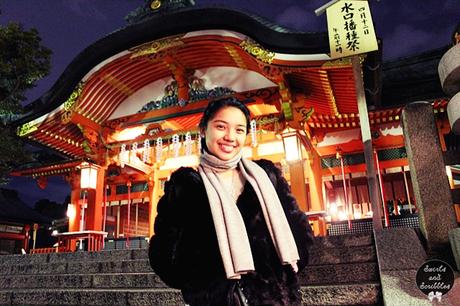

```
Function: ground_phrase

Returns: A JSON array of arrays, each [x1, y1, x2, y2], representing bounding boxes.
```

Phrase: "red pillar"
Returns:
[[67, 174, 82, 251], [85, 168, 105, 231]]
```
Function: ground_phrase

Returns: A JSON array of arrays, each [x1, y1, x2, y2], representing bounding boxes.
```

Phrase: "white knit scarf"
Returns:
[[198, 150, 299, 279]]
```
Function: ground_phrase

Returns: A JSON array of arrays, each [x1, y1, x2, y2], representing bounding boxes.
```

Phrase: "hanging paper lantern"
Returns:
[[172, 134, 181, 157], [184, 132, 192, 156], [120, 144, 127, 168], [156, 137, 163, 162], [132, 142, 138, 160], [143, 139, 150, 163], [250, 119, 257, 147]]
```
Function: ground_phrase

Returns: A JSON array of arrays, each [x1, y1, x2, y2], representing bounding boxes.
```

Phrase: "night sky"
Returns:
[[0, 0, 458, 207]]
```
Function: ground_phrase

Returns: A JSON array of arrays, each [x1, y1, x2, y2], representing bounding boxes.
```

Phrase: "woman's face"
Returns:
[[203, 106, 247, 161]]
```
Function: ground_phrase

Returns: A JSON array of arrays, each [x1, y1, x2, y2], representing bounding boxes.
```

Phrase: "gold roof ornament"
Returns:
[[240, 39, 275, 64], [129, 36, 184, 59], [64, 83, 84, 112], [150, 0, 161, 10], [17, 122, 38, 137]]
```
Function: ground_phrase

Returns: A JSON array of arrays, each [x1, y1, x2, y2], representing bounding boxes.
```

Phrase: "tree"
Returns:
[[0, 17, 52, 183], [34, 199, 67, 220]]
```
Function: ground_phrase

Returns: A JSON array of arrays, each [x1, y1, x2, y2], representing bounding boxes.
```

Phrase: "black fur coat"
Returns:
[[149, 159, 314, 306]]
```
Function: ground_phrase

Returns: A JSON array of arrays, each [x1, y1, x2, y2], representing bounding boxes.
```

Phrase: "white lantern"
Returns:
[[66, 203, 76, 219], [281, 128, 302, 162], [80, 162, 99, 189]]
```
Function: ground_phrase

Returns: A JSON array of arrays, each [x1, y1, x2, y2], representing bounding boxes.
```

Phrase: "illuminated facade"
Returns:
[[11, 7, 456, 247]]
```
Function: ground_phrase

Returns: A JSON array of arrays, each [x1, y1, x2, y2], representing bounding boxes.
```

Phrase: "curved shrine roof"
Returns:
[[14, 7, 382, 160]]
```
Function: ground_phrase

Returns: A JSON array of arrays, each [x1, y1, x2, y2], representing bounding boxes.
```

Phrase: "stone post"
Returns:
[[401, 101, 457, 251]]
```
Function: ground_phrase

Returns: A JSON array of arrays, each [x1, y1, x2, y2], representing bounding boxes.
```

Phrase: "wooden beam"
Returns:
[[69, 112, 101, 132]]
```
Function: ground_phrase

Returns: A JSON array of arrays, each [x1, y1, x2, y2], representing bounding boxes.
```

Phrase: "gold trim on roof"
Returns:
[[322, 56, 352, 68], [64, 83, 83, 112], [240, 39, 275, 64], [150, 0, 161, 10], [322, 54, 366, 68], [225, 45, 248, 69], [130, 36, 184, 59], [17, 122, 38, 137]]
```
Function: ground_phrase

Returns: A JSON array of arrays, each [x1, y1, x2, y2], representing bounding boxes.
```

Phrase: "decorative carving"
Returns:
[[138, 75, 235, 113], [259, 64, 284, 81], [240, 87, 278, 101], [64, 83, 84, 111], [290, 98, 314, 130], [240, 39, 275, 64], [61, 110, 73, 124], [129, 36, 184, 59], [106, 116, 130, 130], [253, 114, 280, 131], [79, 126, 99, 155], [150, 0, 161, 10], [17, 122, 38, 137]]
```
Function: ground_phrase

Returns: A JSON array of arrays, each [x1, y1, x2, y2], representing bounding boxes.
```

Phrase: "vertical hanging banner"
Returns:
[[326, 0, 378, 58]]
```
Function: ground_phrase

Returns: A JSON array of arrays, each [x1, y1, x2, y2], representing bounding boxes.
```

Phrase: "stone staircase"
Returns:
[[301, 232, 382, 305], [0, 232, 382, 305]]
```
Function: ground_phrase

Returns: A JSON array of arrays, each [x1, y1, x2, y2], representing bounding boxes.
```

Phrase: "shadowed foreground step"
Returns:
[[0, 284, 381, 306], [301, 283, 381, 306], [0, 232, 382, 305], [0, 288, 183, 306]]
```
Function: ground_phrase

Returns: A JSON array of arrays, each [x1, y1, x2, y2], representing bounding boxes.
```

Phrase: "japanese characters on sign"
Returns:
[[326, 0, 378, 58]]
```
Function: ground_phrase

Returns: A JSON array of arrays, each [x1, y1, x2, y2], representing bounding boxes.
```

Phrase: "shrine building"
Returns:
[[10, 6, 458, 251]]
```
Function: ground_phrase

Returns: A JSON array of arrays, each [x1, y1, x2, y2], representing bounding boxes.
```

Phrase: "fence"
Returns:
[[327, 214, 420, 236]]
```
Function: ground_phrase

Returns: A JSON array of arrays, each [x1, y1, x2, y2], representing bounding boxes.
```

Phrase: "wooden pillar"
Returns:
[[116, 205, 121, 238], [67, 174, 81, 251], [69, 181, 81, 232], [352, 55, 383, 231], [306, 151, 326, 235], [85, 168, 105, 231], [289, 160, 308, 212], [148, 166, 160, 238]]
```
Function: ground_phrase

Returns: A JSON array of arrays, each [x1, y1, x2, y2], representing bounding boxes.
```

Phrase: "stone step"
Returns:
[[0, 233, 374, 266], [1, 261, 378, 290], [0, 288, 184, 306], [308, 244, 376, 265], [300, 262, 379, 285], [0, 243, 376, 276], [0, 248, 148, 266], [0, 283, 382, 306], [301, 282, 382, 306], [312, 232, 374, 249], [0, 259, 152, 276], [0, 273, 165, 290]]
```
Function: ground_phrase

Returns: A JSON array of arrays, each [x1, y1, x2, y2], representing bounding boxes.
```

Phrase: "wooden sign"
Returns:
[[327, 0, 378, 58]]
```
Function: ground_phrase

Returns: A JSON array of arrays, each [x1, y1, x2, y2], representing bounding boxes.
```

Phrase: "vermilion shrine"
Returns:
[[10, 7, 457, 251]]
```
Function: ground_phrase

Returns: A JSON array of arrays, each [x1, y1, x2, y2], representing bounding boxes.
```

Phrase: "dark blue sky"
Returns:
[[0, 0, 458, 206]]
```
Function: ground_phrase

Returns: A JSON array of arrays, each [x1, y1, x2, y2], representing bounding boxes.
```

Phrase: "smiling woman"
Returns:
[[148, 97, 314, 306], [200, 99, 250, 161]]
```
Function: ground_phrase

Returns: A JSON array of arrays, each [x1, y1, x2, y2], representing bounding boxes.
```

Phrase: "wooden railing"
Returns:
[[30, 246, 68, 254]]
